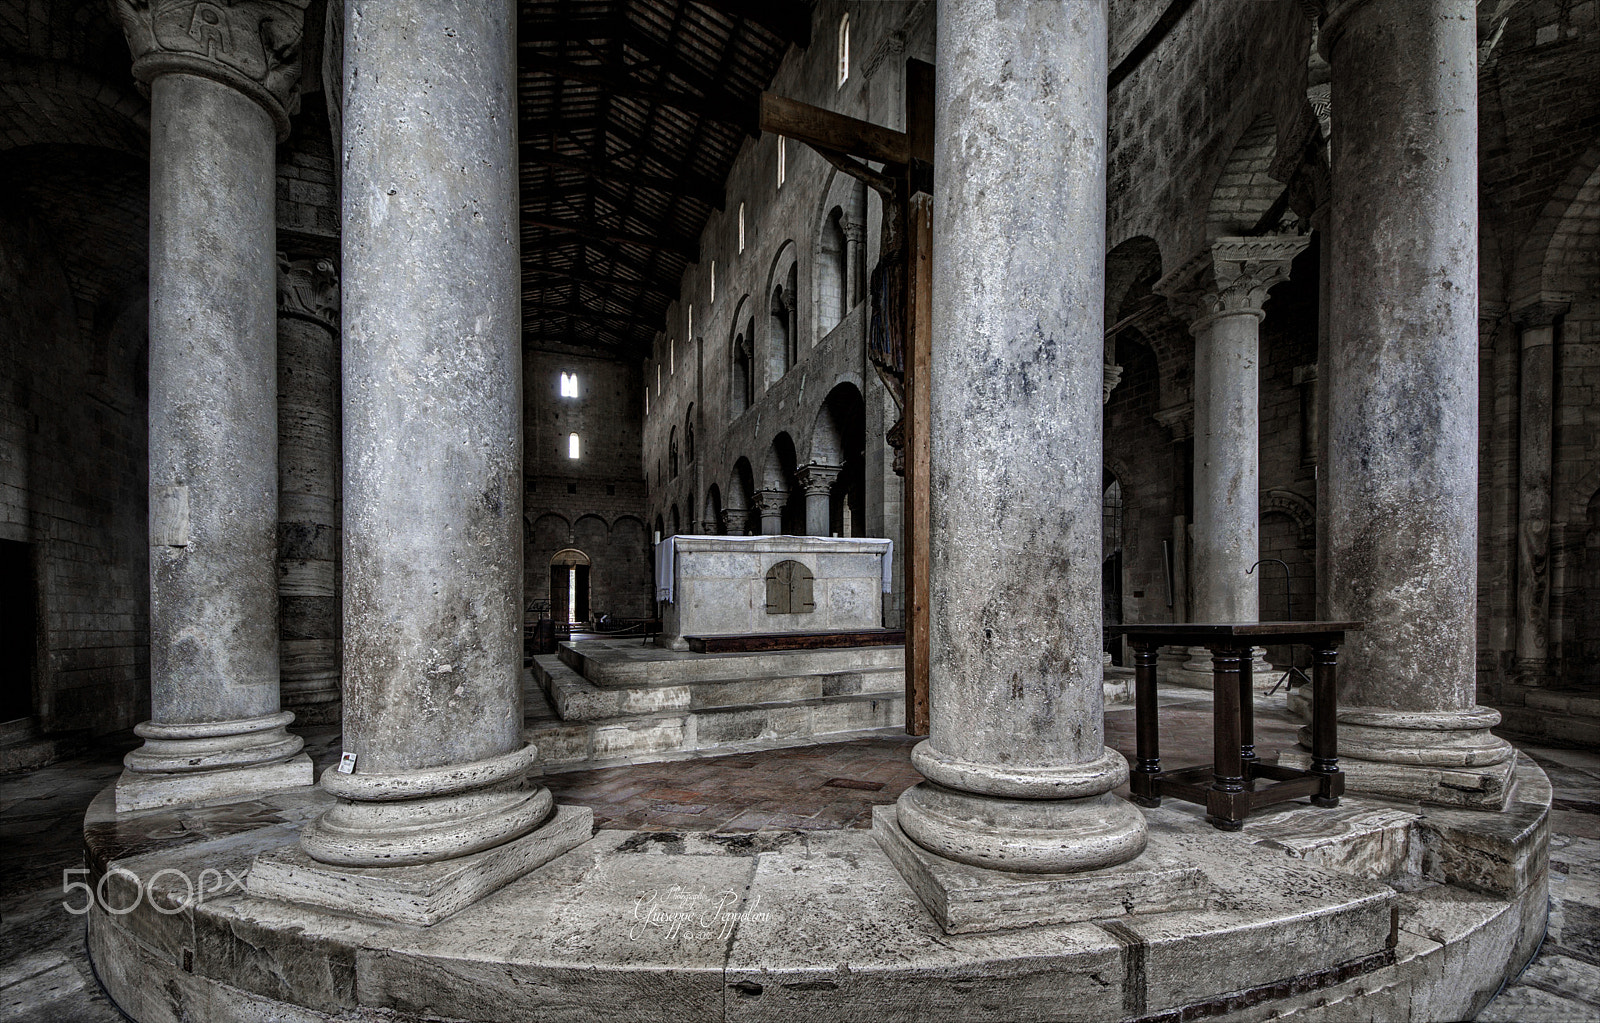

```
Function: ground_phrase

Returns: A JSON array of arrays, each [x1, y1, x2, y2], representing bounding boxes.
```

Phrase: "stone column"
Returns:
[[879, 1, 1171, 913], [1157, 238, 1307, 685], [113, 0, 313, 812], [1512, 299, 1569, 686], [276, 256, 342, 725], [798, 463, 842, 536], [1306, 0, 1515, 807], [754, 489, 787, 535], [842, 220, 867, 308], [249, 0, 587, 925], [721, 507, 749, 536]]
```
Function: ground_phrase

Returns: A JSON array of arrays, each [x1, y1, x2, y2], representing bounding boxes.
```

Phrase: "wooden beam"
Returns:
[[521, 216, 699, 261], [520, 52, 757, 133], [522, 301, 651, 340], [759, 91, 910, 167], [521, 267, 677, 299], [521, 144, 726, 209], [689, 0, 812, 48]]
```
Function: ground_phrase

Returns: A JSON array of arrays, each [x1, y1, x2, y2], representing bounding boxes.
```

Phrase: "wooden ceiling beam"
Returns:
[[519, 52, 758, 133], [521, 214, 700, 262], [521, 266, 677, 299], [690, 0, 812, 48], [520, 144, 724, 209]]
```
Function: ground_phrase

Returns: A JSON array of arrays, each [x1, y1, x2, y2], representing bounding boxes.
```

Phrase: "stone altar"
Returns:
[[654, 535, 893, 650]]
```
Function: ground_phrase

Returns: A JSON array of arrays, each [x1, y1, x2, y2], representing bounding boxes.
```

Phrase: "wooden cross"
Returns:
[[758, 60, 934, 735]]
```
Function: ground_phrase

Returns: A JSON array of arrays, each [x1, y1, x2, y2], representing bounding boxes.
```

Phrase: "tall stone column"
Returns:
[[276, 256, 342, 725], [877, 2, 1187, 926], [798, 464, 842, 536], [754, 489, 787, 535], [1512, 299, 1568, 685], [113, 0, 313, 812], [1157, 238, 1307, 684], [249, 0, 587, 925], [1309, 0, 1515, 807]]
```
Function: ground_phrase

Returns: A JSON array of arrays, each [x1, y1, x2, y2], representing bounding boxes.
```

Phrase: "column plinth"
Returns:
[[1290, 0, 1515, 808], [872, 2, 1205, 933], [114, 3, 314, 813], [246, 0, 587, 923]]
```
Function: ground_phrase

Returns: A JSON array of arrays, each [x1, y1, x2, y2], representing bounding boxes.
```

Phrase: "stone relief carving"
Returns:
[[277, 254, 340, 329], [115, 0, 311, 138]]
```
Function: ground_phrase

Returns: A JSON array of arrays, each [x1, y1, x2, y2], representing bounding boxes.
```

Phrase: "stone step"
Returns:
[[532, 653, 902, 722], [1496, 703, 1600, 748], [524, 691, 906, 772], [1522, 688, 1600, 720], [557, 637, 904, 688]]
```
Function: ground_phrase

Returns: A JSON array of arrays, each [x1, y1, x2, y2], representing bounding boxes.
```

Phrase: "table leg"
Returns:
[[1239, 648, 1257, 771], [1131, 640, 1161, 807], [1310, 640, 1342, 807], [1208, 644, 1247, 830]]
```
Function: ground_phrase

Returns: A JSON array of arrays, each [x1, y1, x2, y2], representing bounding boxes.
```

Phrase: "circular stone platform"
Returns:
[[83, 755, 1550, 1022]]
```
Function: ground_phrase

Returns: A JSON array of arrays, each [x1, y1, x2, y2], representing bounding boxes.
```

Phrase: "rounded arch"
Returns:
[[669, 504, 681, 537], [1261, 489, 1317, 547], [684, 404, 696, 465], [807, 381, 865, 466], [668, 425, 680, 479], [766, 240, 800, 385], [573, 513, 608, 548], [1105, 236, 1164, 324], [728, 294, 755, 417], [1206, 113, 1283, 240], [702, 485, 723, 534], [813, 168, 867, 339], [550, 548, 591, 567], [0, 57, 150, 156]]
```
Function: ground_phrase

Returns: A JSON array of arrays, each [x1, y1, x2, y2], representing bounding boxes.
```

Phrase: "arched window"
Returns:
[[685, 407, 696, 464], [559, 372, 578, 398], [669, 428, 679, 479], [568, 433, 580, 460], [818, 207, 847, 334], [837, 13, 850, 88], [771, 284, 790, 376], [732, 333, 752, 416]]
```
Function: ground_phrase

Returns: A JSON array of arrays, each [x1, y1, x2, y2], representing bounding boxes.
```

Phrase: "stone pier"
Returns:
[[113, 0, 313, 812], [1304, 0, 1516, 807], [875, 0, 1193, 933], [247, 0, 587, 924], [276, 255, 342, 725]]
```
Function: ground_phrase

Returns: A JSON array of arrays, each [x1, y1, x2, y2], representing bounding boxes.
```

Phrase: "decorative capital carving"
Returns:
[[753, 489, 787, 515], [115, 0, 311, 140], [1102, 361, 1124, 405], [1510, 296, 1572, 331], [720, 509, 748, 535], [1153, 402, 1194, 442], [798, 464, 843, 496], [1155, 236, 1311, 328], [277, 254, 339, 329]]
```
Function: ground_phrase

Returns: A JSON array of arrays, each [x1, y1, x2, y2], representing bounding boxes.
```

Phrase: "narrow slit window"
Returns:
[[559, 371, 578, 398], [838, 13, 849, 88], [568, 433, 580, 459], [710, 260, 717, 304], [688, 304, 694, 341], [670, 338, 675, 373], [738, 203, 746, 253], [777, 137, 786, 188]]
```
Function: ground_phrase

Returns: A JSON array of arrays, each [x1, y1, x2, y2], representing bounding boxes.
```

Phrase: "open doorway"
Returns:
[[550, 548, 591, 626], [0, 539, 36, 723]]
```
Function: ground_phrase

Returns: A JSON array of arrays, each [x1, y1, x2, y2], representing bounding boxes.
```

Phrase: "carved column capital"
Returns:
[[115, 0, 311, 140], [1155, 235, 1311, 329], [277, 254, 339, 329], [797, 464, 842, 497], [1153, 402, 1194, 442], [719, 508, 748, 535], [1510, 296, 1572, 331], [752, 489, 787, 515]]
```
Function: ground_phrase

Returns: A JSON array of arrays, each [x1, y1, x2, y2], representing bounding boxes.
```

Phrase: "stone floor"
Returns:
[[2, 691, 1597, 1022]]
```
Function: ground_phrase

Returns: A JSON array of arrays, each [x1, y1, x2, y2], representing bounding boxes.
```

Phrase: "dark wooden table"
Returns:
[[1106, 622, 1362, 831]]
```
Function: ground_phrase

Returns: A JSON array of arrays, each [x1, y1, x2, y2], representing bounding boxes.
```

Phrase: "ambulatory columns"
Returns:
[[891, 0, 1146, 874], [1315, 0, 1515, 806]]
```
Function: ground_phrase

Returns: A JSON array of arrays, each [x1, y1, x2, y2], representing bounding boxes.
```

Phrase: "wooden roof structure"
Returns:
[[518, 0, 811, 359]]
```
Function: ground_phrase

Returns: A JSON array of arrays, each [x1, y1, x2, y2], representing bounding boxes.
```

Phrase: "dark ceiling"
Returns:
[[517, 0, 812, 361]]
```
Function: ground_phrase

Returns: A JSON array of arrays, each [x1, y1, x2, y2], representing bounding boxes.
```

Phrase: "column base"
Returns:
[[1179, 646, 1274, 686], [871, 805, 1204, 934], [116, 753, 313, 813], [247, 803, 593, 926], [116, 711, 312, 812], [1287, 705, 1518, 810]]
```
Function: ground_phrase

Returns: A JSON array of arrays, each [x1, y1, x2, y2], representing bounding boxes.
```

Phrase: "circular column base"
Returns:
[[123, 711, 305, 775]]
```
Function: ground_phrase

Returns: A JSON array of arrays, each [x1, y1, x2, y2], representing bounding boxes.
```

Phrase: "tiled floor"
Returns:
[[1, 688, 1596, 1021]]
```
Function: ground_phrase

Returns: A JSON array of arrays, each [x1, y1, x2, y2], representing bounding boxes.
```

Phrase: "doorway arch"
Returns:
[[550, 548, 591, 625]]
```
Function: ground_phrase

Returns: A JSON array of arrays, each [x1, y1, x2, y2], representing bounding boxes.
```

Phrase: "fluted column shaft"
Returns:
[[301, 0, 548, 867], [1319, 0, 1513, 795], [114, 0, 312, 812], [895, 0, 1145, 874]]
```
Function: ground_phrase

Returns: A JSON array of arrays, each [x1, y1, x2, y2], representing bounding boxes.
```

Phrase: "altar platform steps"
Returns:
[[524, 641, 905, 772]]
